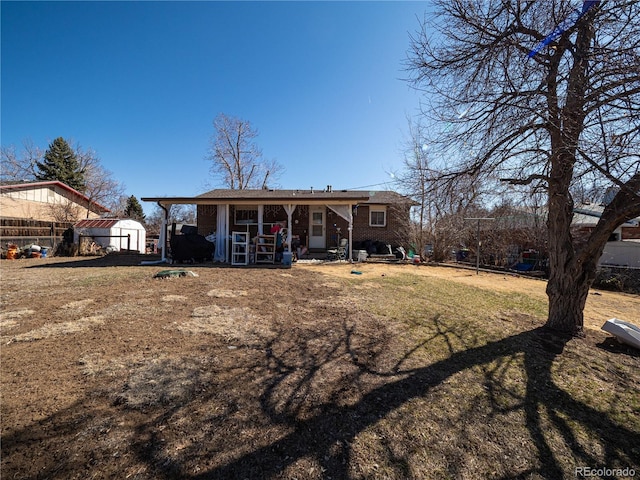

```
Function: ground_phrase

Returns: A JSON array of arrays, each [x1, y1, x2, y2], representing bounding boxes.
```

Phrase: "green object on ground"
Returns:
[[153, 270, 199, 279]]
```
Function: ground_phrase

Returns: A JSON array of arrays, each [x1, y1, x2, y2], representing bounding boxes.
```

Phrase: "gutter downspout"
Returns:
[[348, 203, 353, 262], [140, 202, 169, 265], [159, 202, 169, 262]]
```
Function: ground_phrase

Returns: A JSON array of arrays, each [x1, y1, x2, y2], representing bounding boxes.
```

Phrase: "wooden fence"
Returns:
[[0, 218, 72, 250]]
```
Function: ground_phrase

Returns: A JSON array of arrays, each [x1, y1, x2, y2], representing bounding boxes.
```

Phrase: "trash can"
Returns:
[[282, 251, 293, 267], [352, 250, 368, 262]]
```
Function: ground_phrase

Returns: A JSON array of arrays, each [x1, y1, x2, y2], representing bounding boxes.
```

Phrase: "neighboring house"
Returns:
[[572, 203, 640, 268], [0, 181, 109, 222], [142, 188, 415, 262], [572, 203, 640, 241]]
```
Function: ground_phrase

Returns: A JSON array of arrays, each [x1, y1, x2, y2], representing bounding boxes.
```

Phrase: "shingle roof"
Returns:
[[573, 203, 640, 226], [193, 188, 414, 204], [195, 188, 367, 201]]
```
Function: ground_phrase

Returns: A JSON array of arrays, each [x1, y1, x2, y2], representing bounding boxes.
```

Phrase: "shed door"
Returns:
[[118, 228, 139, 252], [309, 206, 325, 249]]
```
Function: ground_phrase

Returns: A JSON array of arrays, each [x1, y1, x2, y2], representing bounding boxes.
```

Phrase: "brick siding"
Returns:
[[197, 203, 411, 248]]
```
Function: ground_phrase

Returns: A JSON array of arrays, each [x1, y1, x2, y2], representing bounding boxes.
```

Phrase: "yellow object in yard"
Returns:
[[6, 244, 18, 260]]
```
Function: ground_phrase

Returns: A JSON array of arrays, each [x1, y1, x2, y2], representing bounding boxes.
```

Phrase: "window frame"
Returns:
[[234, 205, 259, 225], [369, 205, 387, 227]]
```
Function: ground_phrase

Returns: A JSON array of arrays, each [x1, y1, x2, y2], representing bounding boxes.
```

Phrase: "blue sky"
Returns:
[[2, 1, 430, 211]]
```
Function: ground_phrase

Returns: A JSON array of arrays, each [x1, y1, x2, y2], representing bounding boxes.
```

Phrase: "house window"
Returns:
[[369, 206, 386, 227], [235, 206, 258, 225]]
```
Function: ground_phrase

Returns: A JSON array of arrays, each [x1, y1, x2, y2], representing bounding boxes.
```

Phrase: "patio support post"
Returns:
[[225, 204, 230, 263], [258, 205, 264, 235], [283, 204, 296, 251]]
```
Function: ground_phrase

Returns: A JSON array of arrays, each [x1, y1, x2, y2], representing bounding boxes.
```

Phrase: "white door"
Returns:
[[309, 206, 325, 249]]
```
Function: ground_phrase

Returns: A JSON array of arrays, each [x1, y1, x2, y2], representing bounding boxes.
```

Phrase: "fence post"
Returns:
[[127, 234, 131, 252]]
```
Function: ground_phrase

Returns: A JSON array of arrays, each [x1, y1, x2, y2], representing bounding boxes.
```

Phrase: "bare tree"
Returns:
[[0, 140, 42, 182], [480, 196, 548, 268], [207, 113, 283, 189], [395, 117, 485, 262], [75, 145, 125, 218], [406, 0, 640, 335], [46, 201, 83, 223], [394, 118, 431, 258], [145, 204, 196, 237], [108, 195, 130, 219]]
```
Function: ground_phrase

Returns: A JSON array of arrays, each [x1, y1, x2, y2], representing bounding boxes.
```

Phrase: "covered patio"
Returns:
[[142, 189, 370, 264]]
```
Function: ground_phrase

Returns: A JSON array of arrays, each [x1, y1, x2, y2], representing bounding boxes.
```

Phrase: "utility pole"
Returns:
[[464, 218, 495, 274]]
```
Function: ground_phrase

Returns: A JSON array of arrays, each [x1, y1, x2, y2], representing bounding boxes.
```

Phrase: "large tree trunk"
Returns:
[[545, 256, 598, 336], [544, 165, 588, 335], [543, 148, 605, 336]]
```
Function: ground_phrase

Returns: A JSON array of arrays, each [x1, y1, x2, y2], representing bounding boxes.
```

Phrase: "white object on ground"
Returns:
[[601, 318, 640, 350]]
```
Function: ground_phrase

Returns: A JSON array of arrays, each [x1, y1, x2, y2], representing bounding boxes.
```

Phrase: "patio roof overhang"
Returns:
[[141, 192, 370, 207]]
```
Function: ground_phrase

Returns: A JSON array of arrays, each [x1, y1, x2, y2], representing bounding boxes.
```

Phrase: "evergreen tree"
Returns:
[[35, 137, 86, 192], [124, 195, 145, 222]]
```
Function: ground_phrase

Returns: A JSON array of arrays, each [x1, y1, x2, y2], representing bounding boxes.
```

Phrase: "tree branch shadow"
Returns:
[[191, 323, 638, 479], [2, 318, 638, 479]]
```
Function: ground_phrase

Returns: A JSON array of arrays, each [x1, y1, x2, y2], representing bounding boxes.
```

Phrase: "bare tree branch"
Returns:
[[405, 0, 640, 334], [207, 113, 283, 190]]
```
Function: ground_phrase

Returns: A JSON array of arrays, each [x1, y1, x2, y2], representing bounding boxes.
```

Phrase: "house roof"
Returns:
[[0, 180, 110, 213], [142, 189, 415, 205], [196, 188, 368, 202], [573, 203, 640, 227]]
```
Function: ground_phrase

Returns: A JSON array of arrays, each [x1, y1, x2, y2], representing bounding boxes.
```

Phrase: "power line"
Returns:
[[341, 181, 394, 190]]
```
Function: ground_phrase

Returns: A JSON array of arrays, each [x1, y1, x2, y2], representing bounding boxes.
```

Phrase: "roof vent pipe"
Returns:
[[310, 187, 314, 194]]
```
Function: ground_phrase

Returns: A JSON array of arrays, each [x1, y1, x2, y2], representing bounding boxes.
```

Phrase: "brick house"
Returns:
[[142, 188, 414, 262]]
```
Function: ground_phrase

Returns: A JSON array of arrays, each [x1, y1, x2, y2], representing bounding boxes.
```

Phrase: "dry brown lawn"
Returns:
[[1, 254, 639, 479]]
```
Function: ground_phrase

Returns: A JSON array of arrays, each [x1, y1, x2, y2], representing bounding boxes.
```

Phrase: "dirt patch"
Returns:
[[171, 304, 273, 343], [206, 289, 248, 298], [3, 315, 105, 344]]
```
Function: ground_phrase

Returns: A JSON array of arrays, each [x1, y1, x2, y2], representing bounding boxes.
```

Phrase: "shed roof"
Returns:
[[74, 218, 146, 229], [75, 219, 122, 229]]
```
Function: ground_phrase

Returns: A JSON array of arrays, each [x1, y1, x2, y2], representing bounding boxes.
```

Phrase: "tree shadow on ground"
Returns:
[[2, 316, 638, 479], [193, 326, 638, 479]]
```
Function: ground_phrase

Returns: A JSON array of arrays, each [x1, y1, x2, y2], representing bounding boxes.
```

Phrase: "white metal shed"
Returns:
[[73, 218, 146, 254]]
